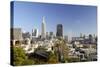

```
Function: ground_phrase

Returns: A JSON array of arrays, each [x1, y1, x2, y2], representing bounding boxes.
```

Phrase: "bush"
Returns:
[[66, 57, 80, 62], [13, 47, 27, 66], [22, 59, 35, 65], [47, 52, 58, 64]]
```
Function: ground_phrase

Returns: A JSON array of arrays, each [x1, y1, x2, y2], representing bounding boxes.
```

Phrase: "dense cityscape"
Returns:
[[11, 16, 97, 66]]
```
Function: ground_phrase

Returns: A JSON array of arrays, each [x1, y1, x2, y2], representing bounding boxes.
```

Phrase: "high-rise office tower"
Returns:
[[49, 32, 53, 39], [64, 35, 68, 42], [56, 24, 63, 37], [22, 32, 31, 39], [46, 32, 49, 39], [50, 32, 53, 36], [80, 33, 83, 38], [12, 28, 22, 40], [41, 16, 46, 38], [89, 34, 93, 43], [11, 28, 22, 45], [32, 28, 38, 38]]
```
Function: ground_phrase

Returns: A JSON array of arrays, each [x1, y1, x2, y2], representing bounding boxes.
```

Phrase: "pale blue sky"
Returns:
[[12, 1, 97, 37]]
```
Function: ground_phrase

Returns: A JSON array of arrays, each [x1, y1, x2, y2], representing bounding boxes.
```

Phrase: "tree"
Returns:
[[54, 38, 69, 63], [22, 59, 35, 65], [13, 47, 27, 66], [47, 51, 58, 64], [12, 46, 35, 66], [66, 57, 80, 62]]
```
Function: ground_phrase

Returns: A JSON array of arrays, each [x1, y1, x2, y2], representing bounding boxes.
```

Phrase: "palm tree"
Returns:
[[54, 38, 69, 63]]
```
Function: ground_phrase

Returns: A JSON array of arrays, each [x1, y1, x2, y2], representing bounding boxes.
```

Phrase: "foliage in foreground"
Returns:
[[13, 46, 34, 66]]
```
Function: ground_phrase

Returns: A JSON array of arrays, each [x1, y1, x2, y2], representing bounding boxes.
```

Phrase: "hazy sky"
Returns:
[[12, 1, 97, 37]]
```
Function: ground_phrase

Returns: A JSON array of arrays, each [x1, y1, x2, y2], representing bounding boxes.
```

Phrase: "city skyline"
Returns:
[[11, 1, 98, 65], [13, 1, 97, 37]]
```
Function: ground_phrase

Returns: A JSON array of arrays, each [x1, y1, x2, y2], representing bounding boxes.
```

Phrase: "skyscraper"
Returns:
[[22, 32, 31, 39], [41, 16, 46, 39], [56, 24, 63, 37], [32, 28, 38, 38], [11, 28, 22, 45], [80, 33, 83, 38], [12, 28, 22, 40], [64, 35, 68, 42]]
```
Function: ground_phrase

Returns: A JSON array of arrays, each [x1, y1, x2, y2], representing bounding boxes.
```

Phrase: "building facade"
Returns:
[[32, 28, 38, 38], [41, 16, 46, 39], [22, 32, 31, 39], [11, 28, 22, 40], [56, 24, 63, 37], [11, 28, 22, 45]]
